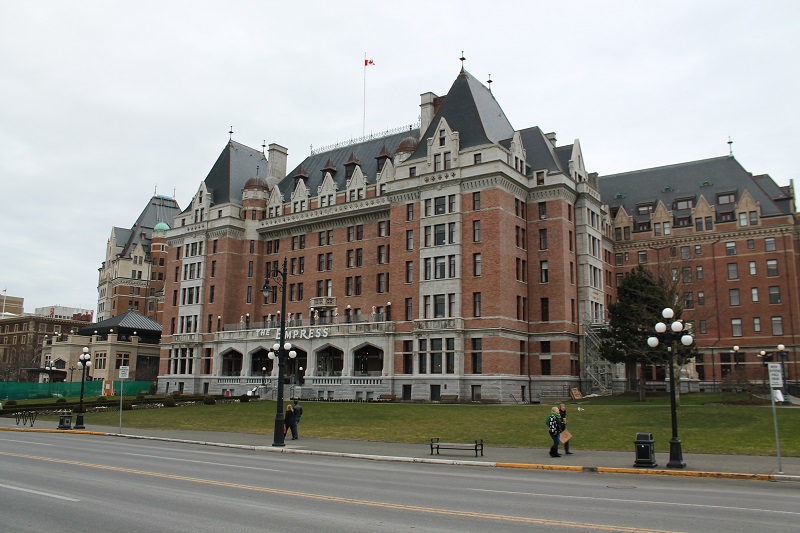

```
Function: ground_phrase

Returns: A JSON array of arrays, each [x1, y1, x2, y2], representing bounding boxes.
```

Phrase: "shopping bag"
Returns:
[[560, 429, 572, 443]]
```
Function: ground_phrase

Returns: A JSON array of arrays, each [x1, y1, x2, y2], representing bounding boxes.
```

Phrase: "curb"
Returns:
[[3, 426, 798, 482]]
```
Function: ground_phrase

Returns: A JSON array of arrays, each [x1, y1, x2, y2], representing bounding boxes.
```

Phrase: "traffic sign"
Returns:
[[767, 363, 783, 388], [119, 366, 130, 379]]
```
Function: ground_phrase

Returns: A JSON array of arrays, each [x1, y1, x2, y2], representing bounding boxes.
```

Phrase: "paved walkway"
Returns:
[[2, 416, 798, 482]]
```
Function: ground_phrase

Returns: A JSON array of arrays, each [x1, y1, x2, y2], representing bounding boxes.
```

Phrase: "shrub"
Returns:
[[95, 396, 108, 403], [136, 395, 145, 400], [6, 400, 17, 406], [163, 396, 176, 407], [239, 394, 250, 402], [121, 401, 134, 411], [55, 398, 67, 403], [202, 395, 216, 405], [172, 391, 182, 398]]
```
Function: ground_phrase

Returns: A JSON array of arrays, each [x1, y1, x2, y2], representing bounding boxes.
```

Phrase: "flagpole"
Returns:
[[363, 53, 367, 137]]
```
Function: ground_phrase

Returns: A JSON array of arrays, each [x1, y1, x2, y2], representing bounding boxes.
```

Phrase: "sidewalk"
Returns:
[[2, 416, 798, 482]]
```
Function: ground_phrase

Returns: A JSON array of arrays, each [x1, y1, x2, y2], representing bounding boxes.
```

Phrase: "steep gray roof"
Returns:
[[599, 156, 790, 220], [202, 140, 268, 208], [410, 69, 514, 160], [280, 130, 418, 198], [119, 195, 181, 258], [517, 126, 571, 175]]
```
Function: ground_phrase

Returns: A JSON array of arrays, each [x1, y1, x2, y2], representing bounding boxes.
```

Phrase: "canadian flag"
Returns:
[[365, 59, 375, 66]]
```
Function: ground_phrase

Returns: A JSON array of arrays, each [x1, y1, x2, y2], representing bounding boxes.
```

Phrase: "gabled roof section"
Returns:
[[204, 140, 268, 206], [410, 69, 514, 160], [600, 156, 789, 219], [518, 126, 569, 175], [281, 129, 418, 198], [120, 195, 181, 258]]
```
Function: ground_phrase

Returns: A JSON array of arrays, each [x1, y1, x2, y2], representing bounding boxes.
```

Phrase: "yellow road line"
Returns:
[[0, 451, 683, 532]]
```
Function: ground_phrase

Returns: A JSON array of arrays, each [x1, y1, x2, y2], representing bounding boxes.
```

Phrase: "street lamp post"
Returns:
[[69, 366, 76, 382], [647, 307, 693, 469], [74, 347, 92, 429], [262, 257, 297, 446], [777, 344, 788, 393], [44, 364, 54, 395]]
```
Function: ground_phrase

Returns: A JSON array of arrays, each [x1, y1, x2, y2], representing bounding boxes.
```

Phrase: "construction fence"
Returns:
[[1, 380, 154, 401]]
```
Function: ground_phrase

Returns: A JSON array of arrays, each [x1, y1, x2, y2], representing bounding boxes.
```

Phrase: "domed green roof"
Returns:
[[154, 222, 170, 232]]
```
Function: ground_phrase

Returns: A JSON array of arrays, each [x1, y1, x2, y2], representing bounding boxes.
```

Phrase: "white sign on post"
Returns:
[[768, 363, 783, 388], [119, 366, 130, 379]]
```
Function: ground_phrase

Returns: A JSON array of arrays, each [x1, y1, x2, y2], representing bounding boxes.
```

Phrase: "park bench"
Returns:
[[430, 437, 483, 457], [14, 410, 38, 427]]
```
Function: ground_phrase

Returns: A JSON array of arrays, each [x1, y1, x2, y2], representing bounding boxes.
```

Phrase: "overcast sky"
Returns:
[[1, 1, 798, 315]]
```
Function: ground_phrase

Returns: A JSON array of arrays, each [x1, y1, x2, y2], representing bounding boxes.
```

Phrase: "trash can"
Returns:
[[57, 410, 73, 430], [633, 432, 657, 467]]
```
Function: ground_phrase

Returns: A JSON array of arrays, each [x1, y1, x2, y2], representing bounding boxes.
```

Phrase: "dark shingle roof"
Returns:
[[599, 156, 789, 218], [203, 141, 268, 207], [409, 69, 514, 160], [517, 126, 570, 175], [119, 195, 181, 258], [280, 129, 419, 198], [77, 311, 162, 335]]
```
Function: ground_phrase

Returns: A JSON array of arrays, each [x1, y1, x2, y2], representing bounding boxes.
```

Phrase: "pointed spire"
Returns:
[[459, 51, 466, 72], [322, 157, 337, 176], [728, 136, 734, 158], [487, 74, 492, 92]]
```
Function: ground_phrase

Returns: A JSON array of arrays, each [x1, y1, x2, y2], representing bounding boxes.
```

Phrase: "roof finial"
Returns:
[[728, 136, 734, 158], [262, 140, 266, 154], [459, 51, 466, 71], [487, 74, 492, 92], [256, 165, 260, 176], [229, 126, 234, 142]]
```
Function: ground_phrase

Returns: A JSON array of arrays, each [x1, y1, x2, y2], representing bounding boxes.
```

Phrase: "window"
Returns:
[[473, 292, 481, 317], [434, 224, 446, 245], [406, 203, 414, 221], [539, 202, 547, 219], [405, 261, 413, 283], [681, 246, 691, 259], [406, 230, 414, 251], [473, 220, 481, 242], [731, 318, 743, 337], [739, 212, 748, 227], [749, 261, 757, 275], [727, 263, 739, 280], [769, 286, 781, 304], [540, 261, 549, 283], [433, 153, 441, 171], [766, 259, 778, 277], [615, 253, 623, 266], [377, 273, 388, 293], [378, 221, 388, 237], [729, 289, 740, 306], [751, 288, 759, 302], [717, 193, 735, 204], [674, 198, 693, 210], [754, 317, 762, 332], [539, 229, 548, 250], [698, 291, 705, 306], [765, 237, 776, 252], [638, 251, 647, 264], [473, 192, 481, 210], [378, 245, 388, 264], [473, 253, 481, 276], [540, 298, 549, 321], [772, 316, 783, 336], [405, 298, 413, 321], [696, 266, 704, 280]]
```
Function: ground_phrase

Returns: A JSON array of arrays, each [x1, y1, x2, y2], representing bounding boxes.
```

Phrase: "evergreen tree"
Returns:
[[599, 265, 671, 400]]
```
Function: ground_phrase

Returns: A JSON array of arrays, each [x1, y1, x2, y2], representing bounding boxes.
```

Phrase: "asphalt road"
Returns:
[[1, 431, 798, 532]]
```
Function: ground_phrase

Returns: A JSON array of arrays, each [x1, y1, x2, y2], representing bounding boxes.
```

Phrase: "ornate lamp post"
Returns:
[[44, 364, 54, 395], [74, 347, 92, 429], [262, 257, 297, 446], [647, 307, 693, 469]]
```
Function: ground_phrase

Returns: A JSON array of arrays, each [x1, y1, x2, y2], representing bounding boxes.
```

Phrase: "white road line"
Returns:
[[468, 488, 799, 516], [0, 484, 80, 502], [124, 452, 284, 472], [0, 438, 53, 446]]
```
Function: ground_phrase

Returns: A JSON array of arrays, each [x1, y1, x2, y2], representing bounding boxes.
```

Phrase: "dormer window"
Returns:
[[674, 198, 693, 210], [636, 204, 654, 215], [717, 193, 736, 205]]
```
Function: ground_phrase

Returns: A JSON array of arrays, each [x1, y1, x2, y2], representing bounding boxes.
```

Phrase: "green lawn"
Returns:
[[61, 392, 799, 456]]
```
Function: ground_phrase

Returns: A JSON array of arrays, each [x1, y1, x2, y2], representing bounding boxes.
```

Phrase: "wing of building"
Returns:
[[97, 194, 182, 322], [154, 67, 798, 402]]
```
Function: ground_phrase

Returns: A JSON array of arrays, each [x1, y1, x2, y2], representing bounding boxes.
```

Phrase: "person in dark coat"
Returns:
[[546, 406, 562, 457], [284, 404, 297, 440], [559, 403, 572, 454], [292, 400, 303, 438]]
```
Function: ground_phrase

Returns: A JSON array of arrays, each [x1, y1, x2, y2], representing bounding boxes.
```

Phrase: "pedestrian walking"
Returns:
[[559, 403, 573, 454], [293, 399, 303, 438], [546, 406, 562, 457], [284, 404, 297, 440]]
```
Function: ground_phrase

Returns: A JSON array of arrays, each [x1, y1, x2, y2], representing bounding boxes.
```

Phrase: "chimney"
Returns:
[[545, 132, 557, 147], [267, 143, 288, 180], [419, 92, 437, 138]]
